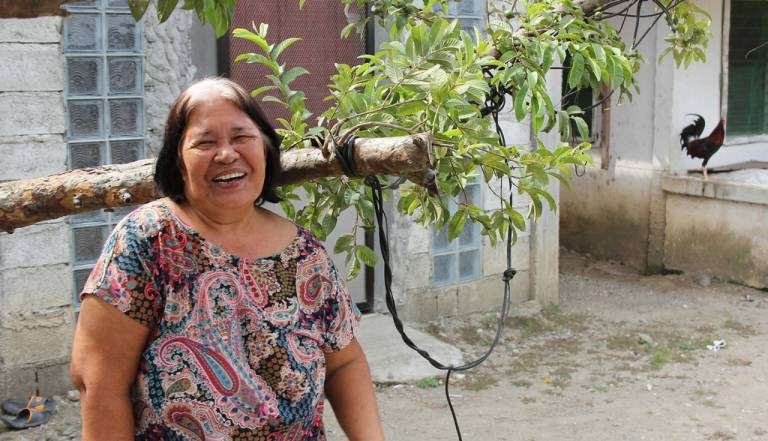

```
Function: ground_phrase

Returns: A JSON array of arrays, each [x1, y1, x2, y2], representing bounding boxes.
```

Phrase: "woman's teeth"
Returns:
[[213, 172, 245, 183]]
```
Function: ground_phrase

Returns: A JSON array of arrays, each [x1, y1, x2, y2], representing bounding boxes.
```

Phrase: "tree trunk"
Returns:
[[0, 134, 435, 233]]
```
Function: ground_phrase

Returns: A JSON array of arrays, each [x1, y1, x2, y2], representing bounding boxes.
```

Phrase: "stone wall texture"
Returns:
[[0, 15, 72, 400]]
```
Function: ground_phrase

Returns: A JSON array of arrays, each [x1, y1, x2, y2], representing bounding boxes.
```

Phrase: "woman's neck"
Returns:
[[172, 200, 268, 236]]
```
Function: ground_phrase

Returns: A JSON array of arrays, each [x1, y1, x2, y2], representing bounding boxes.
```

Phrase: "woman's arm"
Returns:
[[71, 296, 150, 441], [324, 338, 384, 441]]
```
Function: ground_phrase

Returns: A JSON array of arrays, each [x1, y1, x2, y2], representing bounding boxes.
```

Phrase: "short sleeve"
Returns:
[[320, 260, 361, 352], [81, 214, 164, 327]]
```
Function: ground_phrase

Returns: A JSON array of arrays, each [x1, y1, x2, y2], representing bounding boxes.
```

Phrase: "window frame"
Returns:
[[721, 0, 768, 145]]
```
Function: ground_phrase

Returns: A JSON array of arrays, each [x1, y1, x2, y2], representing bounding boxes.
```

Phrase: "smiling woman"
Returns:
[[70, 78, 384, 441], [154, 78, 282, 208]]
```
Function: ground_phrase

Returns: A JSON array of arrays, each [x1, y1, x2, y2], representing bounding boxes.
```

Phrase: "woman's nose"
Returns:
[[214, 142, 238, 163]]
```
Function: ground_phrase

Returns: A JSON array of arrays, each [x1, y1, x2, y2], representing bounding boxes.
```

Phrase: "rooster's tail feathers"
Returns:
[[680, 114, 706, 149]]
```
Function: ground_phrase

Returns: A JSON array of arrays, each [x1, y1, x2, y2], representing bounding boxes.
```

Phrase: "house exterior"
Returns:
[[560, 0, 768, 288], [0, 0, 559, 399]]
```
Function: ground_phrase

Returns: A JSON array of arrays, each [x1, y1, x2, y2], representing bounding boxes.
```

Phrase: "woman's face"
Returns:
[[179, 93, 267, 216]]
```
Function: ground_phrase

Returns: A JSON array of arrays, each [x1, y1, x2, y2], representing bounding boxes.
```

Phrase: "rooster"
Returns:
[[680, 114, 726, 180]]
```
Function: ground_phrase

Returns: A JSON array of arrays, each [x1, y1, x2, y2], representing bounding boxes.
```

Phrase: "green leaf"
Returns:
[[157, 0, 179, 23], [345, 249, 361, 280], [232, 28, 270, 55], [271, 37, 302, 60], [505, 207, 526, 231], [573, 116, 590, 140], [355, 245, 377, 268], [514, 83, 529, 121], [334, 234, 355, 254], [250, 85, 277, 98], [341, 22, 357, 39], [359, 198, 375, 224], [279, 200, 295, 220], [128, 0, 150, 21], [396, 101, 426, 117], [282, 66, 310, 87], [447, 209, 468, 241], [568, 53, 585, 88], [322, 213, 337, 234], [528, 164, 549, 184]]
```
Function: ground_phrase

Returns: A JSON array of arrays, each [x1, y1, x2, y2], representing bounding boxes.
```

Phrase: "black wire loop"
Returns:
[[337, 135, 360, 178], [503, 268, 518, 282], [364, 171, 516, 441]]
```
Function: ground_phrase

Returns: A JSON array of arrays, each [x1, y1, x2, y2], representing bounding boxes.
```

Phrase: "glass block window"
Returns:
[[432, 180, 483, 286], [445, 0, 486, 35], [63, 0, 144, 311]]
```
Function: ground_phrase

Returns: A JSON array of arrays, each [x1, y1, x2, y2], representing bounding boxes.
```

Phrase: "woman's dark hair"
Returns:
[[154, 77, 282, 206]]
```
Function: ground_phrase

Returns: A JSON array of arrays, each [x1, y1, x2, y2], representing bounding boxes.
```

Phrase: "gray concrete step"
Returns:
[[356, 313, 463, 384]]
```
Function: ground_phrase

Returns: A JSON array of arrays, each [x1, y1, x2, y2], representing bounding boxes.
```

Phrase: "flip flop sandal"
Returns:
[[0, 396, 53, 429], [2, 396, 56, 416], [0, 406, 49, 429]]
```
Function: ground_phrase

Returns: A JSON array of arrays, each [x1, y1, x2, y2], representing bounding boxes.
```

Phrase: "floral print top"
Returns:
[[82, 199, 360, 440]]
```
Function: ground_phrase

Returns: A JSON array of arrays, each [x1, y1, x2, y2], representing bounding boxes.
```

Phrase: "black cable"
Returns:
[[337, 135, 360, 178], [363, 174, 515, 441], [336, 85, 516, 440]]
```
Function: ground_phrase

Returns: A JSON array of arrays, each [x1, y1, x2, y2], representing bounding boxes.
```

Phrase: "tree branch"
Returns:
[[0, 134, 435, 233]]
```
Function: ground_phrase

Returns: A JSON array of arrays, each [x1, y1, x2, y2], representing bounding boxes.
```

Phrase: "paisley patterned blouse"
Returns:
[[82, 199, 360, 440]]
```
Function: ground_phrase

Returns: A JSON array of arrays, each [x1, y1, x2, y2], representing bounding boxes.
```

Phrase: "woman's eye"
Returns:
[[234, 135, 253, 143]]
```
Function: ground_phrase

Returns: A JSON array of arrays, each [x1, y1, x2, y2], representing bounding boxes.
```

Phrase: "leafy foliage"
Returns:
[[121, 0, 712, 279]]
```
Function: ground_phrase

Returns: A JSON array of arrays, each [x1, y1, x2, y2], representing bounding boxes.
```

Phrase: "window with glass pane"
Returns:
[[727, 0, 768, 136], [432, 181, 483, 285], [63, 0, 145, 311], [444, 0, 485, 34]]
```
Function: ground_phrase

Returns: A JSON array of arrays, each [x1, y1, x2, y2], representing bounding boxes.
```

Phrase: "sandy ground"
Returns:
[[3, 250, 767, 440]]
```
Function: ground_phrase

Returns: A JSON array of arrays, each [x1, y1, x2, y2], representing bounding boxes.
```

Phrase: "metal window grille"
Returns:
[[431, 181, 483, 286], [63, 0, 145, 311], [727, 0, 768, 136]]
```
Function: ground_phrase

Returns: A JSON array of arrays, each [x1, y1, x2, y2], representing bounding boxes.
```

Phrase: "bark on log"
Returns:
[[0, 134, 435, 233]]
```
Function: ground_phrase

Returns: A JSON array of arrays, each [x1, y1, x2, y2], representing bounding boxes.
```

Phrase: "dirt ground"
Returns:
[[3, 250, 767, 440]]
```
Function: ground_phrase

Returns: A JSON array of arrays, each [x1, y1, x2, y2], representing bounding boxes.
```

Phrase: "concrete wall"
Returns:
[[0, 16, 73, 400], [662, 176, 768, 288], [560, 3, 665, 270], [0, 8, 197, 398], [143, 9, 197, 155]]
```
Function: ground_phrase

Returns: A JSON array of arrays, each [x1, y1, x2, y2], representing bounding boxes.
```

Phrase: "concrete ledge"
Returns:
[[661, 174, 768, 206], [357, 313, 463, 383]]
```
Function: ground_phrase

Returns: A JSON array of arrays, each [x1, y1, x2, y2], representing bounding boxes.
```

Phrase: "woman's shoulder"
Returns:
[[111, 199, 175, 240]]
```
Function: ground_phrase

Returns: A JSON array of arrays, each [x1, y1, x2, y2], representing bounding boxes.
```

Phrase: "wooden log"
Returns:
[[0, 134, 435, 233]]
